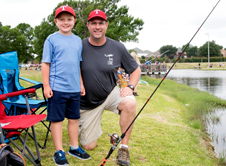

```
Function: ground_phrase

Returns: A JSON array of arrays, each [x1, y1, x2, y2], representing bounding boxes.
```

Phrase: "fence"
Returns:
[[140, 65, 167, 75]]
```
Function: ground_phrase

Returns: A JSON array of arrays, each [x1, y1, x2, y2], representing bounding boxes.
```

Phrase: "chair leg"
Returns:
[[22, 128, 30, 157], [31, 126, 41, 165], [9, 138, 38, 165], [8, 126, 42, 166], [43, 122, 51, 149], [27, 121, 51, 149], [0, 126, 5, 143]]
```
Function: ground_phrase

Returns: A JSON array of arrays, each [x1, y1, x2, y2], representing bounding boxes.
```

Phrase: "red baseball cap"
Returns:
[[55, 5, 75, 18], [88, 9, 107, 22]]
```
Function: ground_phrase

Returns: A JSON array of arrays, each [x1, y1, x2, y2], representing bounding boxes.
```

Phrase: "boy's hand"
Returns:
[[81, 84, 86, 96], [44, 86, 53, 98]]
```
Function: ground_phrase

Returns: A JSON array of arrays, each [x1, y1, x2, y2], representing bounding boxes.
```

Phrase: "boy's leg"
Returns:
[[51, 121, 69, 165], [68, 119, 79, 146], [47, 91, 69, 165], [66, 93, 91, 160], [65, 92, 80, 147], [51, 121, 63, 151], [68, 119, 91, 160]]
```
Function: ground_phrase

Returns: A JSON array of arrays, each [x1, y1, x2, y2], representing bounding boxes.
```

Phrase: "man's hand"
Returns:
[[120, 87, 133, 97]]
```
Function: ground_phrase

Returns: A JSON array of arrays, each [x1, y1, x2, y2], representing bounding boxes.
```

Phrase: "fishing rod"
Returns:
[[100, 0, 221, 165]]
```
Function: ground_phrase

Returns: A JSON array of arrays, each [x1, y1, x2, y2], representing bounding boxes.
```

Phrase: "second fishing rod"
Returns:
[[100, 0, 221, 165]]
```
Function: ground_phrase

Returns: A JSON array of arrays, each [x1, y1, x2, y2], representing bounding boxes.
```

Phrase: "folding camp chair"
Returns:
[[0, 88, 47, 166], [0, 51, 50, 149]]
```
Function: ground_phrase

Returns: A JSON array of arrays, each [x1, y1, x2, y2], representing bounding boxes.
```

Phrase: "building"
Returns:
[[132, 47, 153, 58], [221, 49, 226, 57]]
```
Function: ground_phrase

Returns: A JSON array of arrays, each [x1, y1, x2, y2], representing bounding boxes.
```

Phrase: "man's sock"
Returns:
[[119, 144, 129, 149]]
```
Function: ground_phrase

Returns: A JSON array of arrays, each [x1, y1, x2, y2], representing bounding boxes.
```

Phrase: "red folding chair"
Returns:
[[0, 88, 46, 166]]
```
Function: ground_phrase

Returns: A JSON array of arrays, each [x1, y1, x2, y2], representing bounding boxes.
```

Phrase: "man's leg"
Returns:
[[117, 98, 136, 166], [79, 106, 105, 150], [118, 98, 136, 145], [82, 140, 97, 150]]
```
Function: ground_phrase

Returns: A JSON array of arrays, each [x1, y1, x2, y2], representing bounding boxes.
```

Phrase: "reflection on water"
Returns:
[[149, 69, 226, 157], [205, 109, 226, 158], [151, 69, 226, 100]]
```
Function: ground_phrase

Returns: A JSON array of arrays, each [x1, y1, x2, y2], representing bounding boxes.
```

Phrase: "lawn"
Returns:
[[12, 68, 226, 165]]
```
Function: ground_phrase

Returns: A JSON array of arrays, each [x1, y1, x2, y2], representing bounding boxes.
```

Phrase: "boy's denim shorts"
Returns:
[[47, 90, 80, 122]]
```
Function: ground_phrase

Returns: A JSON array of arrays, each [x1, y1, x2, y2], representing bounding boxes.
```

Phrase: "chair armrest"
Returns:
[[0, 88, 36, 101], [19, 77, 47, 103], [19, 77, 42, 85], [19, 77, 43, 89]]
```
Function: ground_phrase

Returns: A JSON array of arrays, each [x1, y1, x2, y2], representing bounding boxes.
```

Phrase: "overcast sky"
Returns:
[[0, 0, 225, 52]]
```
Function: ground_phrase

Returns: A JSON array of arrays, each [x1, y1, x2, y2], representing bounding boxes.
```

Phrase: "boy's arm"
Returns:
[[42, 62, 53, 98], [80, 68, 85, 96]]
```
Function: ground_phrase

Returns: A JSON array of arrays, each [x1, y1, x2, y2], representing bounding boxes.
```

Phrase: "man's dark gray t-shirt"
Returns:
[[80, 37, 138, 110]]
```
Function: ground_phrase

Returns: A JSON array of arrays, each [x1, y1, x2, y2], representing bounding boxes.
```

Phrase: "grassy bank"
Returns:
[[14, 70, 226, 165], [167, 62, 226, 70]]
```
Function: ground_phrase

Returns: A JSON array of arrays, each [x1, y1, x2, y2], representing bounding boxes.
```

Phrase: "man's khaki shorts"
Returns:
[[79, 86, 135, 146]]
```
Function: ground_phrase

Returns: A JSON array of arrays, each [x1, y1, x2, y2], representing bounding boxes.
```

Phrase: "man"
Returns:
[[79, 9, 141, 166]]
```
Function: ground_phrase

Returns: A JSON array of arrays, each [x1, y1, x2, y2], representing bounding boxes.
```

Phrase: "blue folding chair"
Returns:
[[0, 51, 50, 149]]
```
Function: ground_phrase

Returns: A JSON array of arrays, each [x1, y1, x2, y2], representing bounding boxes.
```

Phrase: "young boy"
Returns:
[[42, 5, 90, 166]]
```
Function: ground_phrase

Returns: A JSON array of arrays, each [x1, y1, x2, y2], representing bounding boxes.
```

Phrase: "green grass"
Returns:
[[12, 69, 226, 165], [167, 62, 226, 70]]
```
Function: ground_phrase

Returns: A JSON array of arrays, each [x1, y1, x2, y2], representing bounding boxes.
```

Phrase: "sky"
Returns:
[[0, 0, 225, 52]]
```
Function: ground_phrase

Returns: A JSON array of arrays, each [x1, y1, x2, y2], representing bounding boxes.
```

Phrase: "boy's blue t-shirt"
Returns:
[[42, 32, 82, 92]]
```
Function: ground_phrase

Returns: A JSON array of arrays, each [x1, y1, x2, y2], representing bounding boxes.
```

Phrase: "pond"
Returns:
[[150, 69, 226, 158]]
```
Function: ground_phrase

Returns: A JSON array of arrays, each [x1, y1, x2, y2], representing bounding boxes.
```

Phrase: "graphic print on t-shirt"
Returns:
[[104, 54, 114, 65]]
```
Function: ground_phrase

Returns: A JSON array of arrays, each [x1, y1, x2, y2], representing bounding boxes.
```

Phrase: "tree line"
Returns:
[[159, 42, 224, 60], [0, 0, 225, 64], [0, 0, 144, 63]]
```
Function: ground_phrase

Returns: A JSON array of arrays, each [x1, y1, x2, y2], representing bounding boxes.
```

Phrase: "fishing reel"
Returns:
[[109, 133, 119, 145]]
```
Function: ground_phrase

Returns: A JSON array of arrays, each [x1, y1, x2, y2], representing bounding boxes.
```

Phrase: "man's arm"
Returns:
[[128, 66, 141, 88]]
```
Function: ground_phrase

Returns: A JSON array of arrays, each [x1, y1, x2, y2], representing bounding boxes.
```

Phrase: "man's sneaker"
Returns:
[[117, 147, 130, 166], [68, 146, 91, 160], [53, 150, 69, 166]]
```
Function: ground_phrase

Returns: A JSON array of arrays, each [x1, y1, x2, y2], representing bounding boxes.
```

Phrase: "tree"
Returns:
[[16, 23, 35, 62], [33, 19, 57, 63], [181, 44, 198, 57], [159, 45, 177, 59], [33, 0, 144, 61], [0, 24, 34, 63], [0, 25, 12, 53], [199, 40, 222, 57], [16, 23, 34, 41], [187, 46, 198, 57]]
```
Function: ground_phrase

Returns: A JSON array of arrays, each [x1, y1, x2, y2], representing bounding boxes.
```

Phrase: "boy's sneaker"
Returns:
[[53, 150, 69, 166], [117, 147, 130, 166], [68, 146, 91, 160]]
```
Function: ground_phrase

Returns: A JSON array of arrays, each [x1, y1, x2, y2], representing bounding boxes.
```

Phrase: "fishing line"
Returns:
[[100, 0, 221, 165]]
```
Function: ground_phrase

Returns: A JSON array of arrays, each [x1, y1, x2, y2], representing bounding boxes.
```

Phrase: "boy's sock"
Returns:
[[70, 145, 79, 150]]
